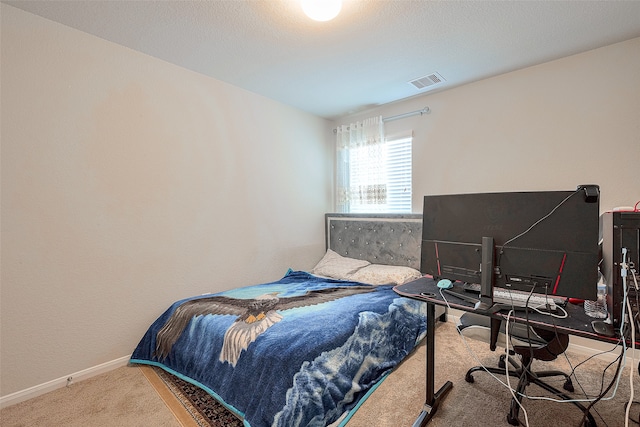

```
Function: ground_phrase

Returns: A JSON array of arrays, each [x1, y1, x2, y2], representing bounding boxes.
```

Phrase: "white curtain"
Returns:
[[336, 116, 385, 213]]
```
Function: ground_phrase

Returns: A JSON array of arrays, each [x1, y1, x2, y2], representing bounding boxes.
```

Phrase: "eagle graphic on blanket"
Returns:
[[155, 285, 375, 366], [131, 271, 428, 427]]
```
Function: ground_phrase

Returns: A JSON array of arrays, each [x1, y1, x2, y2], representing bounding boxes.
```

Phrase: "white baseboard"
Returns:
[[0, 355, 131, 409]]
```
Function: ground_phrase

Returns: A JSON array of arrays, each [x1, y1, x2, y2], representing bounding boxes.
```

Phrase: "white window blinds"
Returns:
[[336, 118, 412, 213]]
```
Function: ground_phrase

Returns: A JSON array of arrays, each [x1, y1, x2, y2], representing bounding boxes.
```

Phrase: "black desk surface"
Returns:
[[394, 276, 625, 345]]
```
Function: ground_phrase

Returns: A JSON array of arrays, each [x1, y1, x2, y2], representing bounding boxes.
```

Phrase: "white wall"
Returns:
[[335, 37, 640, 213], [0, 5, 333, 398]]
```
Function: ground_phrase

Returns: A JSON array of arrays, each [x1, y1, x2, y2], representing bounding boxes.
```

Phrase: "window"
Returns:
[[337, 132, 412, 213], [384, 136, 413, 212]]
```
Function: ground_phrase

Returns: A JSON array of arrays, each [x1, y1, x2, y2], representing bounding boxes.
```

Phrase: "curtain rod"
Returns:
[[383, 106, 430, 122], [333, 106, 430, 133]]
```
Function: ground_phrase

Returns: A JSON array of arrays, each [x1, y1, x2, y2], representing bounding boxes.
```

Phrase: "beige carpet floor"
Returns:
[[0, 362, 180, 427], [2, 321, 638, 426]]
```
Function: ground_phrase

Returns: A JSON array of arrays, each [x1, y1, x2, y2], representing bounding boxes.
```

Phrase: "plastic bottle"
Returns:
[[584, 274, 608, 319]]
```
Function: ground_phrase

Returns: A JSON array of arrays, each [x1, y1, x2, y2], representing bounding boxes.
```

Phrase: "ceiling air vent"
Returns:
[[409, 72, 445, 90]]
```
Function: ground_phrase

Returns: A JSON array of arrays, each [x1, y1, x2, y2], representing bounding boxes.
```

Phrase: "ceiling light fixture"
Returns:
[[301, 0, 342, 22]]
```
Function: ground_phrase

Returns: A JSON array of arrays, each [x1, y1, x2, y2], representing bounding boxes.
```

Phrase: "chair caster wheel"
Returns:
[[465, 373, 474, 383], [563, 379, 574, 392], [507, 414, 520, 426], [499, 354, 506, 369]]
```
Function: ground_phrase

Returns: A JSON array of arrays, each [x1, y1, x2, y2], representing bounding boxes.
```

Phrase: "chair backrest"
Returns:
[[458, 312, 561, 354], [513, 327, 569, 362]]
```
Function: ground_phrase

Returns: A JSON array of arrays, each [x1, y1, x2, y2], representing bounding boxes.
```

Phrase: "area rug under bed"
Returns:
[[140, 365, 243, 427]]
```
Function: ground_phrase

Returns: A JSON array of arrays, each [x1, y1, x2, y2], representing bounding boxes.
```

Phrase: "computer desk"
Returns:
[[393, 276, 631, 427]]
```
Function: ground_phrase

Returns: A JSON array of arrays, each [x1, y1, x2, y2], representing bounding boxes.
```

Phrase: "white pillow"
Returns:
[[348, 264, 423, 286], [311, 249, 370, 280]]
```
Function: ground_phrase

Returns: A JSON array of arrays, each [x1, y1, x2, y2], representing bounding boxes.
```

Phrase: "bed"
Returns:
[[130, 213, 445, 427]]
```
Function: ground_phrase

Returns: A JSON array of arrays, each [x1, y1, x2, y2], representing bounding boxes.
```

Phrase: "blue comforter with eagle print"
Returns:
[[130, 270, 427, 427]]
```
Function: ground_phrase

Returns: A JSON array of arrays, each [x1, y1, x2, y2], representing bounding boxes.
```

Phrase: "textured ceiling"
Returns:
[[5, 0, 640, 119]]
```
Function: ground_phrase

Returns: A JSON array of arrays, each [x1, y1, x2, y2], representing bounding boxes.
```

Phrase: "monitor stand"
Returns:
[[474, 236, 495, 312]]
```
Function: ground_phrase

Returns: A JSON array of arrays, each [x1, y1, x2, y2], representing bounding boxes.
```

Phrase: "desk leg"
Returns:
[[413, 302, 453, 427]]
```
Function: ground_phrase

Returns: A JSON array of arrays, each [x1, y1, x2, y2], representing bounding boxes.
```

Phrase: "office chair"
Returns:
[[458, 312, 596, 426]]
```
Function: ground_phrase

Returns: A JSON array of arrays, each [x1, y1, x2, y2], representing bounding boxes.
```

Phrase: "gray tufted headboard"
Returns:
[[325, 213, 423, 270]]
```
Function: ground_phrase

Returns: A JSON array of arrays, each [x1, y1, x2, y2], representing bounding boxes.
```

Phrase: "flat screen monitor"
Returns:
[[420, 187, 600, 301]]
